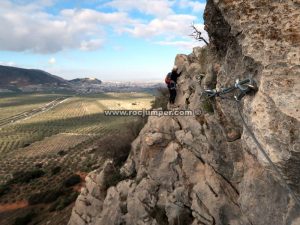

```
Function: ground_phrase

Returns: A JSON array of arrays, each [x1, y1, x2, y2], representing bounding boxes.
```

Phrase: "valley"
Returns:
[[0, 92, 153, 225]]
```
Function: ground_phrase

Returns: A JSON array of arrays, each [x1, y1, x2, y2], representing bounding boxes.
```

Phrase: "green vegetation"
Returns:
[[0, 184, 10, 197], [126, 116, 148, 138], [49, 191, 79, 212], [63, 175, 81, 187], [0, 93, 67, 120], [0, 92, 153, 225], [28, 188, 63, 205], [202, 99, 214, 113], [98, 119, 147, 190], [151, 88, 169, 110], [13, 211, 36, 225], [9, 170, 45, 184], [104, 168, 123, 191], [0, 93, 153, 157], [51, 166, 62, 175]]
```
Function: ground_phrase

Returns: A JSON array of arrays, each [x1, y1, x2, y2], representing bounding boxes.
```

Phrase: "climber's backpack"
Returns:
[[169, 80, 176, 90], [165, 73, 172, 85]]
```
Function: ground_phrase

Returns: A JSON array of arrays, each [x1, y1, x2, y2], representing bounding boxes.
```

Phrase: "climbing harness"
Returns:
[[204, 78, 300, 207]]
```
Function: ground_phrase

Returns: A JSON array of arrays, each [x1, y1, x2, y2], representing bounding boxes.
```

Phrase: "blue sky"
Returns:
[[0, 0, 207, 81]]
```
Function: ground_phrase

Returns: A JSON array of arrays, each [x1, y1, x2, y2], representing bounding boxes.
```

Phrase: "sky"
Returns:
[[0, 0, 208, 81]]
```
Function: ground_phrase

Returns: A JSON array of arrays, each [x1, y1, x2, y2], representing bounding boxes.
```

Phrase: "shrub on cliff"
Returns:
[[126, 116, 148, 138], [202, 99, 214, 113], [63, 174, 81, 187], [151, 87, 169, 110], [49, 191, 79, 211], [51, 166, 61, 175], [28, 188, 64, 205], [0, 184, 10, 197], [99, 134, 133, 168], [91, 117, 147, 191], [10, 169, 45, 184], [13, 211, 36, 225], [103, 167, 123, 190]]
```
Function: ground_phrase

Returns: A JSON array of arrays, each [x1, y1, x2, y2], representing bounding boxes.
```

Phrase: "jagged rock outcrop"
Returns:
[[69, 1, 300, 224]]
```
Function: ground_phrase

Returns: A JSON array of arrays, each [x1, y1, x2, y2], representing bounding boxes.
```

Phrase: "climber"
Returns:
[[165, 65, 181, 105]]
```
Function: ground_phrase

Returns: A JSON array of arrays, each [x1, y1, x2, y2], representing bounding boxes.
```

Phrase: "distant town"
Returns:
[[67, 79, 164, 93], [0, 65, 164, 94], [0, 80, 164, 94]]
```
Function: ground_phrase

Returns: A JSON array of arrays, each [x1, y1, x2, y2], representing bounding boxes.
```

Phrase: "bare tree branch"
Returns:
[[190, 22, 209, 45]]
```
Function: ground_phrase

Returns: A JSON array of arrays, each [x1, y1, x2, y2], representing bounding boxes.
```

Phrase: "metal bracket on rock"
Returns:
[[203, 78, 258, 101]]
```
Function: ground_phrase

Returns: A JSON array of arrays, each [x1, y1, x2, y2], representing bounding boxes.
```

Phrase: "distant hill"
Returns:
[[69, 77, 102, 85], [0, 65, 67, 88]]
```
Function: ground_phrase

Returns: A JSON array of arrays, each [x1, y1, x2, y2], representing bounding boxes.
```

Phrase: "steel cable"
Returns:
[[236, 101, 300, 207]]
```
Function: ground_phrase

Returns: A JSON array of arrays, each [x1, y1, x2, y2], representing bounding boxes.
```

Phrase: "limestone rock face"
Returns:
[[69, 1, 300, 224]]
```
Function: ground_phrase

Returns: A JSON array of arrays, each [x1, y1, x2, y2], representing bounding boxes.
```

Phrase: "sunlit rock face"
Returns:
[[69, 1, 300, 224]]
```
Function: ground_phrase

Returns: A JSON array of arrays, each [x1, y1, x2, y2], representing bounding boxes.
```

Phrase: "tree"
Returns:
[[190, 22, 209, 45]]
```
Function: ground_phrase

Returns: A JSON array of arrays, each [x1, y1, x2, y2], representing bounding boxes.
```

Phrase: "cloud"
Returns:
[[48, 57, 56, 65], [105, 0, 174, 18], [0, 1, 131, 53], [156, 38, 206, 50], [178, 0, 206, 12], [61, 8, 132, 25], [112, 46, 125, 51], [118, 14, 197, 38], [0, 0, 206, 54], [80, 39, 104, 51], [148, 21, 209, 50], [0, 61, 16, 66], [115, 13, 208, 51]]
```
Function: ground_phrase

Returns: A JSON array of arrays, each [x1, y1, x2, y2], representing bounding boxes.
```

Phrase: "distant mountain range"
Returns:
[[0, 65, 162, 94], [69, 77, 102, 85], [0, 65, 67, 88], [0, 65, 102, 90]]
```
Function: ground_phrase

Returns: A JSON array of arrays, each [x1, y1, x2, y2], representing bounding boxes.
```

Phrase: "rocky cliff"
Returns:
[[68, 1, 300, 224]]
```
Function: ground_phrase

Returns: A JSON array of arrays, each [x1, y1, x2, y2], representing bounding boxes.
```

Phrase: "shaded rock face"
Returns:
[[69, 1, 300, 225]]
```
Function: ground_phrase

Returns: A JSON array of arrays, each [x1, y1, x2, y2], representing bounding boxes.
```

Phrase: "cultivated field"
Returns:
[[0, 92, 153, 225], [0, 93, 68, 121]]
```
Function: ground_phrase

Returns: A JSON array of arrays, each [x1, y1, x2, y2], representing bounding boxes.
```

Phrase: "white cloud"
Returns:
[[112, 46, 124, 51], [0, 1, 131, 53], [48, 57, 56, 65], [118, 14, 197, 38], [141, 21, 208, 49], [115, 13, 209, 51], [178, 0, 206, 12], [0, 61, 16, 67], [105, 0, 174, 18], [157, 40, 195, 49], [80, 39, 104, 51], [0, 0, 207, 54], [61, 8, 132, 25]]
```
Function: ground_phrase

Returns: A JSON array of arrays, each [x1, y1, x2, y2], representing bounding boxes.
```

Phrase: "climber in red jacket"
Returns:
[[165, 65, 181, 105]]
